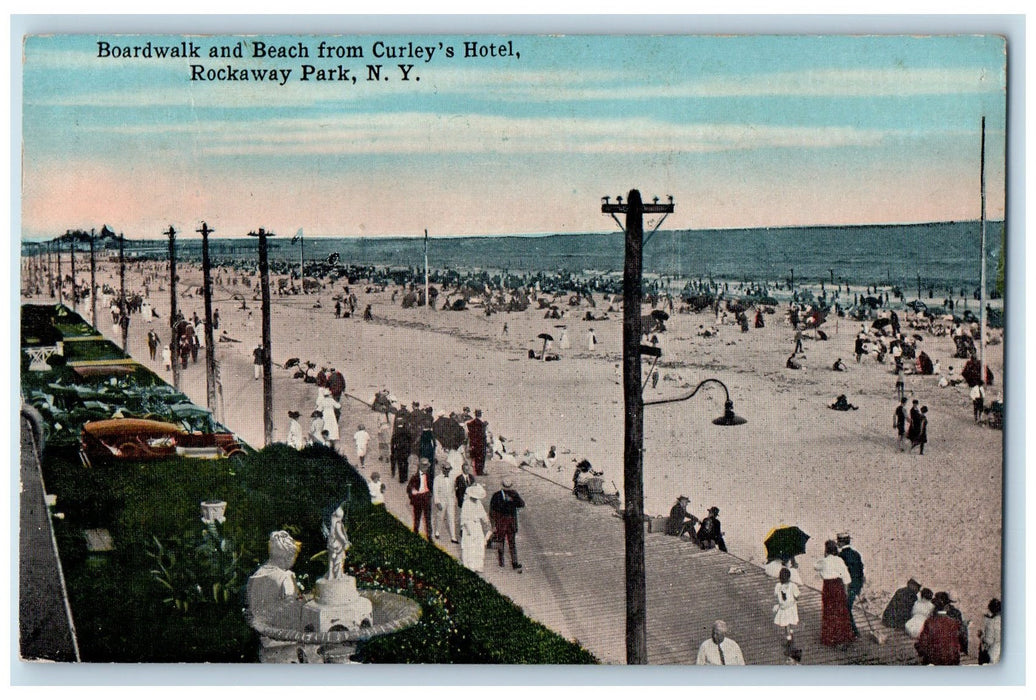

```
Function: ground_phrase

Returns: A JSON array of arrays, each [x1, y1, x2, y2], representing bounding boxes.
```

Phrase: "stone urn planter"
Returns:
[[200, 500, 227, 524]]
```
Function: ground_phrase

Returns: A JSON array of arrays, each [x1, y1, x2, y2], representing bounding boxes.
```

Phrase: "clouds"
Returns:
[[19, 33, 1007, 238], [80, 111, 887, 158]]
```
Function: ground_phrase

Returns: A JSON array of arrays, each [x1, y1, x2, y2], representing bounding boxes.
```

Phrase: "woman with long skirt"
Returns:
[[814, 539, 856, 646], [459, 484, 491, 572]]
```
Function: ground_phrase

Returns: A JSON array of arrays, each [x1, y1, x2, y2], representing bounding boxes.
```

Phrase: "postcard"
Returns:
[[17, 29, 1008, 671]]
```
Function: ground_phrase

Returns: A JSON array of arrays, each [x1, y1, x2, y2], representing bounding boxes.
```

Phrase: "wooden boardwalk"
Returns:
[[377, 457, 922, 666]]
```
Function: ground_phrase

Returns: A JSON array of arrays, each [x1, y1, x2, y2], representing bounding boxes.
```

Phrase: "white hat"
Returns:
[[466, 484, 486, 500]]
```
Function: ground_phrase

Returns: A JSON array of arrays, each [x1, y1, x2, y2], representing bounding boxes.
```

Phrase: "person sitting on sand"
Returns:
[[786, 354, 802, 370], [829, 395, 859, 411], [572, 459, 603, 500], [832, 358, 847, 372], [882, 578, 922, 628], [218, 330, 241, 343]]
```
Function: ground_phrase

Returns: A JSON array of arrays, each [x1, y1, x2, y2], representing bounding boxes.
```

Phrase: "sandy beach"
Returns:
[[26, 257, 1004, 650]]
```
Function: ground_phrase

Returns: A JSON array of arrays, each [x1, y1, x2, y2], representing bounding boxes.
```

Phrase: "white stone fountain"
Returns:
[[244, 507, 419, 663]]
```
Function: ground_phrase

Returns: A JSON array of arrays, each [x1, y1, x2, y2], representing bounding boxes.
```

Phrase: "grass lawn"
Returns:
[[41, 442, 596, 663]]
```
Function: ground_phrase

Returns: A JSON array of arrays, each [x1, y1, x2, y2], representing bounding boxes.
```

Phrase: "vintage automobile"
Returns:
[[79, 417, 246, 467]]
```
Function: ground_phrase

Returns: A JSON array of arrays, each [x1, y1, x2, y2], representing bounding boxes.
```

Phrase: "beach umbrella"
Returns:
[[537, 332, 554, 359], [432, 415, 466, 451], [764, 525, 810, 562]]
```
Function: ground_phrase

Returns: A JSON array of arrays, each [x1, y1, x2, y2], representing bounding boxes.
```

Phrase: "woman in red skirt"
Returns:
[[814, 539, 856, 646]]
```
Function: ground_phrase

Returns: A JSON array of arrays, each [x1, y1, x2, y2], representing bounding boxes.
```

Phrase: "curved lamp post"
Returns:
[[644, 378, 748, 426]]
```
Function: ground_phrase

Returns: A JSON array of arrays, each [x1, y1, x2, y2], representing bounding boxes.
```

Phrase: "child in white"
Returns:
[[286, 411, 304, 450], [367, 472, 386, 505], [773, 567, 800, 642], [354, 424, 371, 467], [308, 411, 325, 446]]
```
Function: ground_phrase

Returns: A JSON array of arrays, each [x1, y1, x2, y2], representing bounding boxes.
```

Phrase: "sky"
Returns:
[[19, 32, 1007, 240]]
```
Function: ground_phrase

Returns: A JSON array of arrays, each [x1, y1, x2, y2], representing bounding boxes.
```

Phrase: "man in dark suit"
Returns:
[[837, 532, 865, 636], [882, 578, 921, 628], [489, 479, 525, 571], [406, 459, 434, 539], [467, 409, 487, 476], [390, 415, 411, 483], [697, 506, 727, 552], [454, 464, 476, 509]]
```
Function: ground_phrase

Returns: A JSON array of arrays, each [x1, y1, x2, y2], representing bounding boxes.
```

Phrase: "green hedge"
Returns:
[[41, 443, 596, 664]]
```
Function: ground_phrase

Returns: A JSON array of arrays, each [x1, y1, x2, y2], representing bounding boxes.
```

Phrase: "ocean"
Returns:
[[27, 220, 1004, 293]]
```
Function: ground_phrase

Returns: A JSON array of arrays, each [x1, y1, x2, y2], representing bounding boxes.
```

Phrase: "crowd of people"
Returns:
[[280, 381, 530, 577]]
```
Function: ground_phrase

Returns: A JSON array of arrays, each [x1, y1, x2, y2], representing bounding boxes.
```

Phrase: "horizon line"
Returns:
[[20, 218, 1005, 245]]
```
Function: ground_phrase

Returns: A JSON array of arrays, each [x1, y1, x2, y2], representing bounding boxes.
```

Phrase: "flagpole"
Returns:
[[979, 116, 987, 387], [300, 229, 305, 294], [424, 229, 430, 310]]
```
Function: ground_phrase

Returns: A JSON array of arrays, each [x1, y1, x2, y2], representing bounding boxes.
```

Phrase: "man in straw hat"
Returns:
[[665, 495, 700, 543], [489, 478, 525, 571], [837, 532, 865, 637], [432, 461, 459, 543]]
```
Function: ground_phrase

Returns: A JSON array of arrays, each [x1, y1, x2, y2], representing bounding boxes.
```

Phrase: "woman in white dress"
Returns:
[[459, 484, 491, 571], [905, 587, 936, 639], [315, 387, 341, 449]]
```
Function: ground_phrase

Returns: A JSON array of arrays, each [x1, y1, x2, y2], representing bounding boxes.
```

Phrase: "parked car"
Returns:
[[79, 418, 245, 467]]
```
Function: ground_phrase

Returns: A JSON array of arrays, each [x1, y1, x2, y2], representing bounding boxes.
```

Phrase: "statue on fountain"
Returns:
[[301, 495, 372, 635], [326, 503, 350, 580]]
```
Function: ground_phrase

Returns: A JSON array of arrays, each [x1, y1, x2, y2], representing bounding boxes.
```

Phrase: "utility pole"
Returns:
[[197, 222, 218, 416], [47, 240, 54, 298], [68, 231, 77, 312], [56, 241, 63, 304], [118, 232, 127, 352], [164, 225, 180, 391], [602, 189, 674, 665], [249, 227, 275, 445], [88, 229, 97, 328], [979, 116, 988, 387]]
